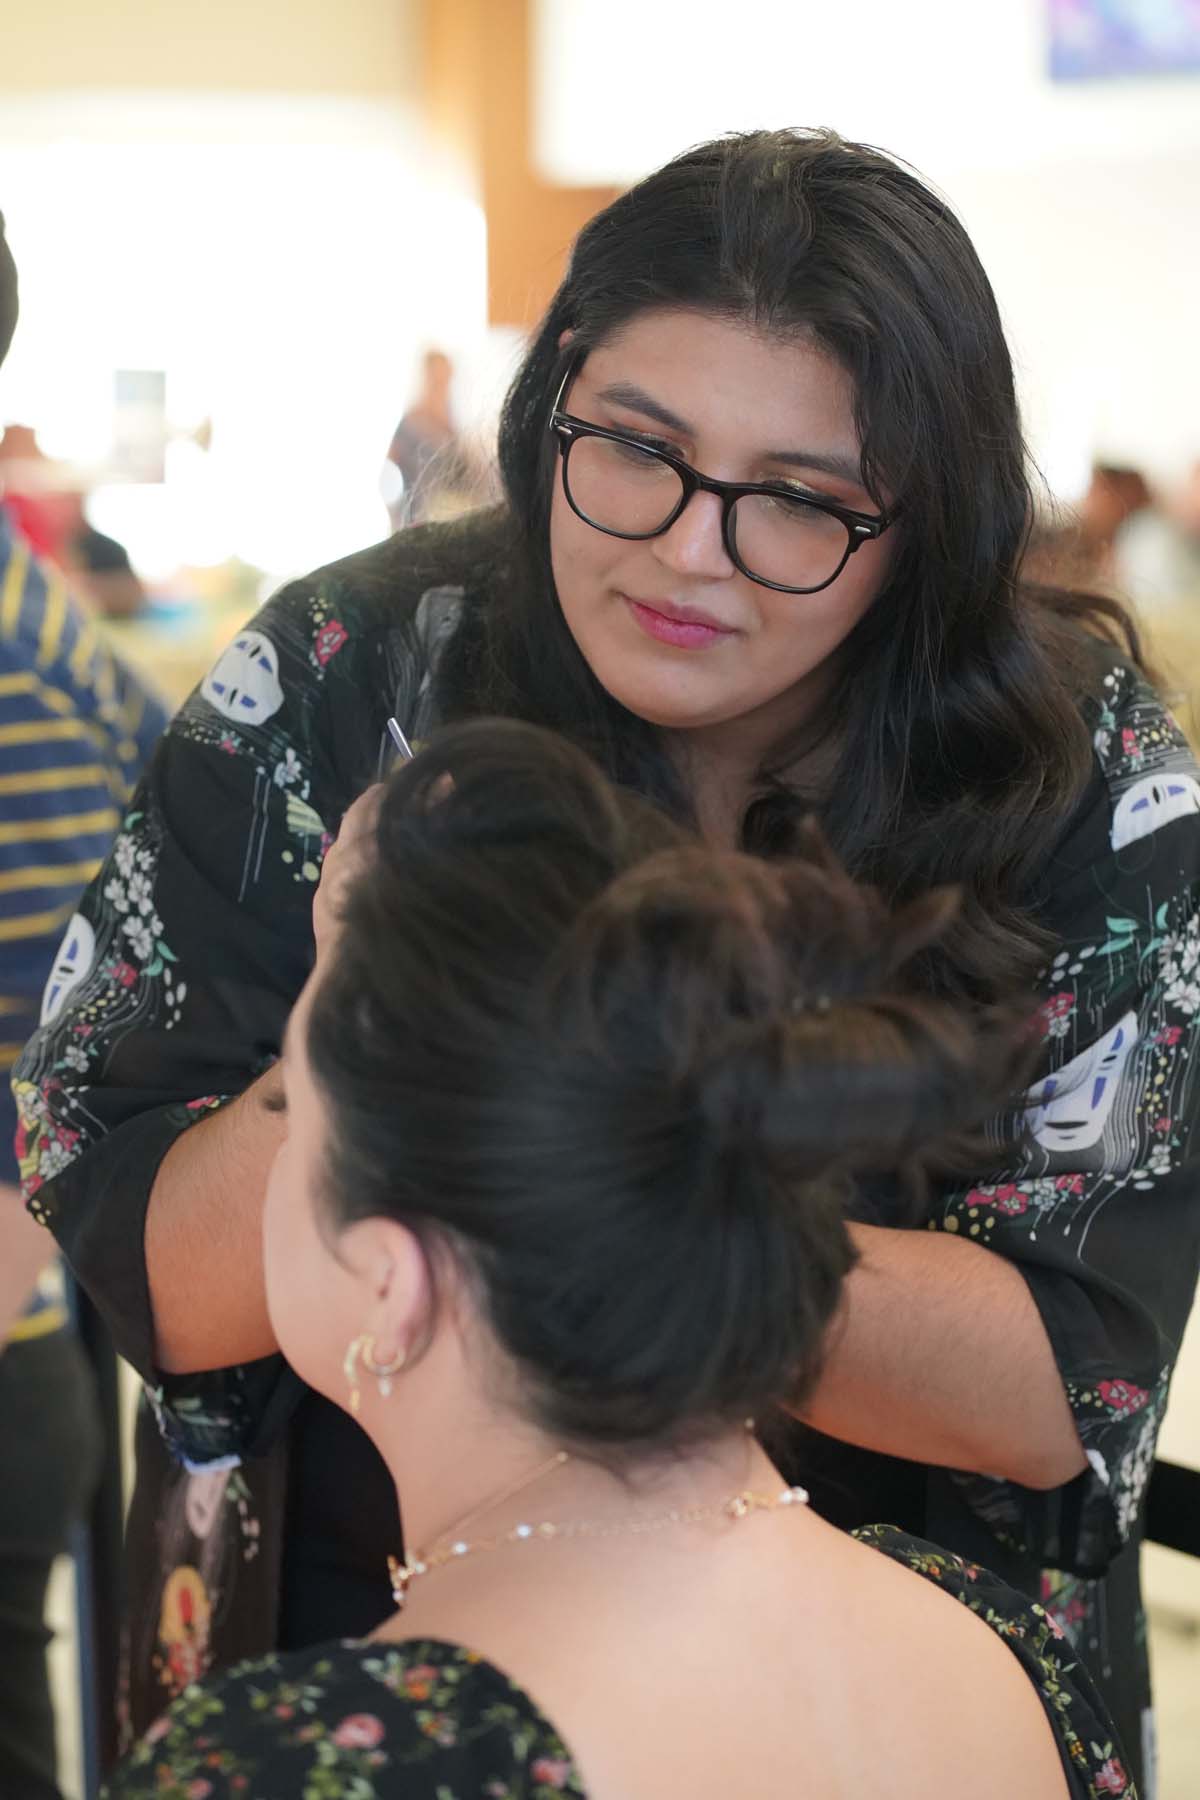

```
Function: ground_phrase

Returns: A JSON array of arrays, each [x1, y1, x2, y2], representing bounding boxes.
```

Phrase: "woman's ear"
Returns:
[[340, 1216, 433, 1354], [557, 328, 575, 353]]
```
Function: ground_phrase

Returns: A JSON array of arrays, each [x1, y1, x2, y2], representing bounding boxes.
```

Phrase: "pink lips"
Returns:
[[625, 596, 736, 651]]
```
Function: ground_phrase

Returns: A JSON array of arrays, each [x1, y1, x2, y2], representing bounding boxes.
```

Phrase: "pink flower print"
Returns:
[[531, 1758, 574, 1788], [1033, 1603, 1067, 1639], [113, 961, 138, 989], [1096, 1757, 1129, 1794], [314, 619, 348, 667], [1054, 1174, 1084, 1196], [1154, 1116, 1172, 1135], [332, 1713, 386, 1750], [992, 1184, 1030, 1217], [143, 1714, 171, 1746], [218, 734, 239, 755], [274, 1704, 294, 1720], [185, 1095, 220, 1114], [186, 1784, 213, 1799], [1157, 1025, 1183, 1047], [1039, 991, 1075, 1038], [1121, 727, 1139, 758], [1097, 1379, 1150, 1419]]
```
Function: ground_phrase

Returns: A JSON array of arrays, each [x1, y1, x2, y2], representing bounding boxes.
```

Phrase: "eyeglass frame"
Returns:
[[547, 363, 899, 596]]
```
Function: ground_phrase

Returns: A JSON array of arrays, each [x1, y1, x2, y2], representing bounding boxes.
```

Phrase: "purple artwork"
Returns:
[[1049, 0, 1200, 79]]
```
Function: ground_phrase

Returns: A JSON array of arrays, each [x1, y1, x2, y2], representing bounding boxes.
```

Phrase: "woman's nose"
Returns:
[[651, 489, 737, 580]]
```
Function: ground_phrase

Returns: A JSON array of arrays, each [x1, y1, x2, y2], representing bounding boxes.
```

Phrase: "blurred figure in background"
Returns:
[[0, 424, 149, 621], [382, 348, 482, 531], [0, 209, 169, 1800], [1078, 462, 1200, 611]]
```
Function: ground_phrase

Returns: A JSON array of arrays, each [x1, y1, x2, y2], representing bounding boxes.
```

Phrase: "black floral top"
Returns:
[[14, 513, 1200, 1787], [102, 1528, 1136, 1799]]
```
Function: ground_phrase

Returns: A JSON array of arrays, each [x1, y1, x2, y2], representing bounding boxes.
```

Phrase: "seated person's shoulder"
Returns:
[[849, 1525, 1112, 1799], [106, 1636, 583, 1798]]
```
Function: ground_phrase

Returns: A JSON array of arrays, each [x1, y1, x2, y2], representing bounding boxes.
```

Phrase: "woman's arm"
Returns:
[[801, 1223, 1086, 1489], [806, 657, 1200, 1571], [147, 786, 380, 1373], [146, 1064, 286, 1371]]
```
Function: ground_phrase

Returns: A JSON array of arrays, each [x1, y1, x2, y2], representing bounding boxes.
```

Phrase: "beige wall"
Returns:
[[0, 0, 419, 98]]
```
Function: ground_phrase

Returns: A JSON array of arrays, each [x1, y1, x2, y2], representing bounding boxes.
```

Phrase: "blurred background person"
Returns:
[[0, 424, 149, 620], [0, 209, 168, 1800], [1076, 463, 1200, 611], [382, 348, 492, 531]]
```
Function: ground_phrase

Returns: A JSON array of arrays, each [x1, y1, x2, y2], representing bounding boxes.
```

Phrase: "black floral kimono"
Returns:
[[14, 512, 1200, 1791]]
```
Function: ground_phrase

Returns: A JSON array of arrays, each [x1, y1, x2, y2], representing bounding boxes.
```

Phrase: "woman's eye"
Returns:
[[764, 487, 821, 515], [608, 435, 668, 467]]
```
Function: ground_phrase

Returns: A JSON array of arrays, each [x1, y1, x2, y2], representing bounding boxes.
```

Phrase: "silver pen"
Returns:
[[385, 717, 415, 763]]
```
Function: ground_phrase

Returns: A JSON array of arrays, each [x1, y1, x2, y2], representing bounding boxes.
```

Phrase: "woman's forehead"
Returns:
[[578, 308, 862, 465]]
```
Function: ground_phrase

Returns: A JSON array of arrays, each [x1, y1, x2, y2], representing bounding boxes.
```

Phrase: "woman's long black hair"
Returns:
[[435, 128, 1138, 999]]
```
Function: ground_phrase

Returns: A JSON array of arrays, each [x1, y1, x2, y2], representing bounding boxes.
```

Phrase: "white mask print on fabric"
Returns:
[[1027, 1010, 1140, 1156], [1111, 773, 1200, 851], [201, 630, 284, 726], [40, 912, 96, 1026]]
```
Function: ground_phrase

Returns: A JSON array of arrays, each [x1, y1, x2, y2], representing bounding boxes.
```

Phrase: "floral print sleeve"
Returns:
[[856, 1526, 1138, 1797], [932, 657, 1200, 1582], [11, 549, 460, 1466], [103, 1639, 585, 1800]]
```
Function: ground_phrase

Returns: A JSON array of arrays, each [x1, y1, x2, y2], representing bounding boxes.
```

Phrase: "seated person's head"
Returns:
[[0, 211, 17, 373], [266, 721, 1023, 1453]]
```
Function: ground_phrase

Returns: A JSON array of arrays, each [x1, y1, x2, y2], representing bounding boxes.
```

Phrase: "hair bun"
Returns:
[[559, 832, 1028, 1191]]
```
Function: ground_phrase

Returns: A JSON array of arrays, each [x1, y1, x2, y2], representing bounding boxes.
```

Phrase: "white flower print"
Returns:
[[60, 1043, 89, 1073], [1148, 1143, 1172, 1177], [123, 915, 157, 961], [1160, 915, 1200, 1015], [273, 747, 306, 793], [114, 835, 137, 879], [38, 1138, 71, 1179], [103, 878, 130, 915], [127, 871, 154, 915], [1114, 1408, 1158, 1537]]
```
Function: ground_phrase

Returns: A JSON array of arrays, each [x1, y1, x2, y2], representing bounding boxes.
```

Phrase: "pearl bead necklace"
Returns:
[[387, 1478, 810, 1611]]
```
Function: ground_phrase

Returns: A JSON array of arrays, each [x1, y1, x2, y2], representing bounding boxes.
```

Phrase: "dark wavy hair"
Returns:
[[437, 128, 1138, 999], [310, 719, 1028, 1446]]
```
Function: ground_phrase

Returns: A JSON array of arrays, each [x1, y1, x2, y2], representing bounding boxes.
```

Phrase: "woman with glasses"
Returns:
[[17, 129, 1198, 1786], [107, 720, 1122, 1799]]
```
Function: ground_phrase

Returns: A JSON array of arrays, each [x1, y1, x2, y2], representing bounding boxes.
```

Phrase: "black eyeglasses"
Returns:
[[548, 367, 896, 596]]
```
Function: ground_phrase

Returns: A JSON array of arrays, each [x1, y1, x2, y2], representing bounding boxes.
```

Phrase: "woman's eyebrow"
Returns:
[[593, 382, 692, 435], [590, 381, 864, 486], [762, 446, 866, 485]]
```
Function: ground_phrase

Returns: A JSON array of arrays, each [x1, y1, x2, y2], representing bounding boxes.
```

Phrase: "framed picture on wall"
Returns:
[[1049, 0, 1200, 80]]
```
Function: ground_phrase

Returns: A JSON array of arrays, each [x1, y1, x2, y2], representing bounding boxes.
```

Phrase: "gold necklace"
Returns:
[[387, 1451, 809, 1611]]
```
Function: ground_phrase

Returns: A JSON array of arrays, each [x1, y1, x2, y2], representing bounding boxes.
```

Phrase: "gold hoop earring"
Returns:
[[343, 1333, 407, 1416]]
